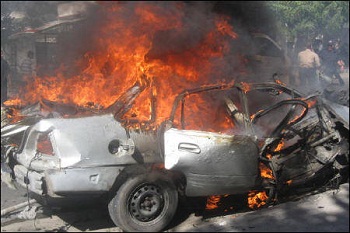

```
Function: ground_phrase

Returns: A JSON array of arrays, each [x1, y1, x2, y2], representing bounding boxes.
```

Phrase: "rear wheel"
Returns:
[[108, 171, 178, 232]]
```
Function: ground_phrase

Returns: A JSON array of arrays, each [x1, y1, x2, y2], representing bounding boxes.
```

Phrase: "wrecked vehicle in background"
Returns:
[[319, 71, 349, 107], [1, 81, 349, 232]]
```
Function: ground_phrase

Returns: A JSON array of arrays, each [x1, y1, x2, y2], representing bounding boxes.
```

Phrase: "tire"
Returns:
[[108, 171, 178, 232]]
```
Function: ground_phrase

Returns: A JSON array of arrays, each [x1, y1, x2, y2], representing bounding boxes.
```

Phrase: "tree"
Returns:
[[266, 1, 349, 48]]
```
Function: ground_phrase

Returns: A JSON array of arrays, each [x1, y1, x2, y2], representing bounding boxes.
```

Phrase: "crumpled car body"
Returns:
[[1, 81, 349, 232], [1, 113, 164, 196], [3, 114, 130, 195], [162, 82, 349, 197]]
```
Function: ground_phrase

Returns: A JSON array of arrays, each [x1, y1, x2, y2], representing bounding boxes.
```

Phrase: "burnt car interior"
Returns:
[[163, 82, 348, 200]]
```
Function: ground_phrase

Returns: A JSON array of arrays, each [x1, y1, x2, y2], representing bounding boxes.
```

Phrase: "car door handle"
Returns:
[[178, 143, 201, 154]]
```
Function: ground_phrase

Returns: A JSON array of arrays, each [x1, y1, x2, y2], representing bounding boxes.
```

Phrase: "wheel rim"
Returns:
[[128, 183, 164, 222]]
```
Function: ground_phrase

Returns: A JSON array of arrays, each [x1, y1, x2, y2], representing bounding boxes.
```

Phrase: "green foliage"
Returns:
[[266, 1, 349, 41]]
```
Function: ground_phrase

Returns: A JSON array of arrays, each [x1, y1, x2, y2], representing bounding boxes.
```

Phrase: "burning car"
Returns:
[[1, 80, 349, 232], [1, 1, 349, 232]]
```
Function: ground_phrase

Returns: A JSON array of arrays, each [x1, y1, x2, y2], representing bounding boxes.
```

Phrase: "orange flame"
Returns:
[[274, 140, 284, 152], [239, 82, 251, 93], [247, 147, 278, 209], [2, 106, 25, 123], [4, 99, 22, 107], [248, 190, 268, 209], [288, 106, 307, 125], [206, 195, 221, 210], [259, 162, 274, 179], [287, 97, 314, 126], [306, 99, 317, 108], [275, 79, 285, 86], [9, 2, 246, 131]]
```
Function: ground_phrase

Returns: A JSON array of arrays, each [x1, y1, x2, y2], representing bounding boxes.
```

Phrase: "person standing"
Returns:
[[319, 40, 345, 86], [297, 42, 321, 93], [1, 50, 10, 106]]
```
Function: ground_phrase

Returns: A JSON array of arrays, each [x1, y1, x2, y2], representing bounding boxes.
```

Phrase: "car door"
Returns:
[[163, 86, 260, 197]]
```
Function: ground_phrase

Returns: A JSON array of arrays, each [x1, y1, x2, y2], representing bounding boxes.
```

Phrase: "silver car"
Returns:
[[1, 81, 349, 232]]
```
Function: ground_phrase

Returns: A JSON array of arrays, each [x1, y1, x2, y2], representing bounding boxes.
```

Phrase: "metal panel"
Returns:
[[164, 128, 259, 196]]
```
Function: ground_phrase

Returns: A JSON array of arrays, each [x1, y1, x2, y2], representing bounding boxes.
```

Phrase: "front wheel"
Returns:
[[108, 171, 178, 232]]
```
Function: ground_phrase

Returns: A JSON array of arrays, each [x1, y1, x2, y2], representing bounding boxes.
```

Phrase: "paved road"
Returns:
[[1, 182, 29, 210], [1, 182, 348, 232], [170, 183, 349, 232]]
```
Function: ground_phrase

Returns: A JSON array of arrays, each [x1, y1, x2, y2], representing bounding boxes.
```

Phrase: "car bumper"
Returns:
[[12, 164, 123, 197]]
